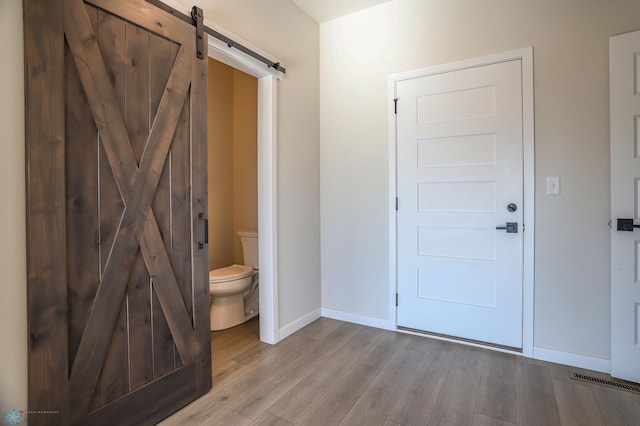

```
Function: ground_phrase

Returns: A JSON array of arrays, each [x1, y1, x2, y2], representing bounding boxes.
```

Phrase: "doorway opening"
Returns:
[[207, 34, 281, 345], [207, 57, 260, 364]]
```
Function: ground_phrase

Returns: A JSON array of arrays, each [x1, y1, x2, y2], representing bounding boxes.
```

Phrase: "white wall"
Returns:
[[320, 0, 640, 361], [0, 0, 27, 414]]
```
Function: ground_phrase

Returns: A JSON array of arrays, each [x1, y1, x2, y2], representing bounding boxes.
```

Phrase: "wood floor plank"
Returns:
[[212, 318, 260, 360], [230, 326, 378, 419], [157, 390, 226, 425], [517, 361, 561, 426], [426, 345, 485, 426], [357, 329, 404, 370], [233, 322, 360, 367], [298, 317, 345, 340], [475, 351, 518, 423], [472, 413, 516, 426], [591, 383, 640, 426], [387, 339, 457, 425], [297, 363, 378, 426], [552, 379, 605, 426], [186, 407, 252, 426], [251, 412, 293, 426], [212, 359, 246, 386], [340, 348, 425, 425], [210, 333, 317, 406]]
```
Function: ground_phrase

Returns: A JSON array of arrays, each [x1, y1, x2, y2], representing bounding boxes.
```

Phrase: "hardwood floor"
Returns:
[[161, 317, 640, 425]]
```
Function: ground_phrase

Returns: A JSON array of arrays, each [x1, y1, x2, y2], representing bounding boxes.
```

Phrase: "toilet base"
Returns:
[[210, 294, 246, 331]]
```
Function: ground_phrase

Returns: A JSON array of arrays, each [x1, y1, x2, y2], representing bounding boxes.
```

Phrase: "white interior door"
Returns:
[[610, 30, 640, 383], [396, 59, 524, 349]]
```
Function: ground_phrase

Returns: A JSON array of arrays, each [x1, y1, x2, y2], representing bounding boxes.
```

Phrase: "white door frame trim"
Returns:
[[208, 35, 280, 345], [387, 47, 535, 357]]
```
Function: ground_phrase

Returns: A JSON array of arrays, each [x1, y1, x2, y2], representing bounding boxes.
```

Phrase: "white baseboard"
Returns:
[[278, 309, 321, 341], [533, 346, 610, 374], [321, 308, 395, 331]]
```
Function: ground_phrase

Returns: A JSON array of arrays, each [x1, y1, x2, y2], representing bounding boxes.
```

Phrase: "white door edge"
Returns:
[[387, 47, 535, 357]]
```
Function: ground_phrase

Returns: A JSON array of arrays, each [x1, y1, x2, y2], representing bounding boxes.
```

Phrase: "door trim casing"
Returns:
[[387, 47, 535, 357]]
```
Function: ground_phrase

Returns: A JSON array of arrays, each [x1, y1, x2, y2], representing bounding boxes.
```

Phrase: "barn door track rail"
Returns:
[[145, 0, 286, 73]]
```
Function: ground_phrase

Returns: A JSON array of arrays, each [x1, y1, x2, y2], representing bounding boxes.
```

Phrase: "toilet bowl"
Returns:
[[209, 230, 259, 331], [209, 264, 254, 330]]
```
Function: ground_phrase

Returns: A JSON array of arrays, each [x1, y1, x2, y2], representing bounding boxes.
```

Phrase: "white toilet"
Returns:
[[209, 230, 259, 331]]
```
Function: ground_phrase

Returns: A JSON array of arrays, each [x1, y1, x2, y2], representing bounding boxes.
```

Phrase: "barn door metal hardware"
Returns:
[[198, 212, 209, 249], [143, 0, 285, 72], [191, 6, 205, 59], [496, 222, 518, 233], [616, 218, 640, 231]]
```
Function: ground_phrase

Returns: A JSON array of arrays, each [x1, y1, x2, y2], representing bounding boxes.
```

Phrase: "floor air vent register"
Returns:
[[570, 372, 640, 394]]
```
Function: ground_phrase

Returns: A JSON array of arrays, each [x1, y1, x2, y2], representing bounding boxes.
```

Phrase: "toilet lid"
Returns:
[[210, 264, 253, 283]]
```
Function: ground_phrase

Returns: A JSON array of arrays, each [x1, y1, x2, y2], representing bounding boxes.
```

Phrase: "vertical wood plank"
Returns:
[[191, 37, 212, 393], [84, 6, 103, 411], [151, 36, 177, 379], [172, 42, 194, 369], [127, 251, 153, 390], [65, 2, 99, 378], [25, 0, 68, 423], [95, 7, 129, 406], [100, 298, 129, 404], [124, 21, 153, 391]]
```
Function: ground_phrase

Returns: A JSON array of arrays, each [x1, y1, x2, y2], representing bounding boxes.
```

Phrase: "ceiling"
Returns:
[[291, 0, 390, 23]]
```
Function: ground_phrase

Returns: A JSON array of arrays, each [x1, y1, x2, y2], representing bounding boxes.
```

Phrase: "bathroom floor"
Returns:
[[210, 315, 261, 382]]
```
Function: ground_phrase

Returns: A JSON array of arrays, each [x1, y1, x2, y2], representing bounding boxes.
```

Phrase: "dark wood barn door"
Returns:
[[24, 0, 210, 424]]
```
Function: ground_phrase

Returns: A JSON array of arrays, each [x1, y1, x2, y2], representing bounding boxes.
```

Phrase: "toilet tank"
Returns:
[[238, 230, 259, 268]]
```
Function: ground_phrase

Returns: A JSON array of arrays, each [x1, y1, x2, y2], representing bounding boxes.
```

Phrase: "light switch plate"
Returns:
[[546, 176, 560, 195]]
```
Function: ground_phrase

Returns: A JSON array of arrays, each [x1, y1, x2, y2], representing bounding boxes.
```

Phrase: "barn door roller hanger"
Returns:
[[144, 0, 285, 72]]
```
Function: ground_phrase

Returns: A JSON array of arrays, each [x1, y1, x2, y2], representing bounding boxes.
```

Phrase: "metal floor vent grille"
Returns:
[[571, 372, 640, 394]]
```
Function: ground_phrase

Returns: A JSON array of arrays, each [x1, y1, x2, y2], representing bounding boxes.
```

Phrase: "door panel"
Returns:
[[610, 30, 640, 383], [25, 0, 211, 424], [397, 60, 524, 349]]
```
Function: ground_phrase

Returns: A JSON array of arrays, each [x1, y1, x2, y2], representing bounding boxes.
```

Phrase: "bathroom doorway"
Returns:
[[206, 34, 281, 346], [207, 58, 261, 360], [207, 58, 258, 276]]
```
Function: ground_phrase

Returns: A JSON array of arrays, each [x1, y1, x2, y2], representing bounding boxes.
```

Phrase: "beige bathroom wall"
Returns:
[[232, 71, 258, 265], [208, 59, 258, 269], [208, 58, 235, 270]]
